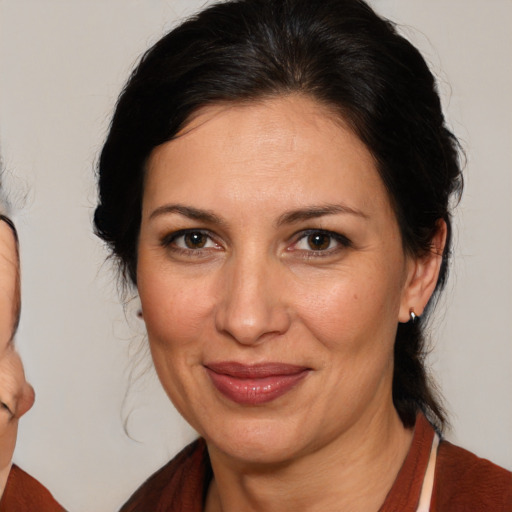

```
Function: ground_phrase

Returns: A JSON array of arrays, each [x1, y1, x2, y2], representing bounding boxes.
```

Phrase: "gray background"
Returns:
[[0, 0, 511, 510]]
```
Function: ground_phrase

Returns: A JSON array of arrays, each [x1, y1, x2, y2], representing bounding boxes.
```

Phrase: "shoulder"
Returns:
[[119, 438, 210, 512], [432, 440, 512, 510], [0, 465, 65, 512]]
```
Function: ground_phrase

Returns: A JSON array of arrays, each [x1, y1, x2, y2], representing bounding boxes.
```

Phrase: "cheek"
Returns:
[[136, 268, 217, 421], [295, 266, 402, 356], [137, 267, 219, 358]]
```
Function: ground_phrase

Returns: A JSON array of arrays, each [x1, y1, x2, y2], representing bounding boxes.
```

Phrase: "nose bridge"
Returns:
[[215, 245, 290, 345]]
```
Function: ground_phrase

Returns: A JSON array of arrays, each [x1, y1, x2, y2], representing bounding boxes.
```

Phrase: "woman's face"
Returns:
[[137, 95, 417, 464]]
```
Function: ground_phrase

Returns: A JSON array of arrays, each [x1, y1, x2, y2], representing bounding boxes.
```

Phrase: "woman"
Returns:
[[94, 0, 512, 510], [0, 194, 64, 510]]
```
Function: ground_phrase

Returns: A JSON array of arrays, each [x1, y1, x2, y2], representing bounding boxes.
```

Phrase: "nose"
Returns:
[[0, 349, 35, 421], [215, 253, 291, 346], [16, 381, 35, 419]]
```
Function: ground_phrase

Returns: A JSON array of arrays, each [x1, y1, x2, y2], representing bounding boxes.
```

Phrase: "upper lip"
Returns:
[[204, 362, 310, 378]]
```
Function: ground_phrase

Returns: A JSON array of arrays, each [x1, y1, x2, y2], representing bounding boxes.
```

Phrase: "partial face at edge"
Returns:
[[136, 95, 421, 464], [0, 221, 19, 344], [0, 220, 34, 493]]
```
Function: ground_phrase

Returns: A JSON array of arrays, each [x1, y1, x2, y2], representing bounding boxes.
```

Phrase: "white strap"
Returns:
[[415, 433, 439, 512]]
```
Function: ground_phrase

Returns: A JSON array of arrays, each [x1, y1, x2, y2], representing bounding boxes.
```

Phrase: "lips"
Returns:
[[204, 362, 310, 405]]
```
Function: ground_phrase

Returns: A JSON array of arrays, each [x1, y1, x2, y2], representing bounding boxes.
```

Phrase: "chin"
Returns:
[[202, 415, 312, 466]]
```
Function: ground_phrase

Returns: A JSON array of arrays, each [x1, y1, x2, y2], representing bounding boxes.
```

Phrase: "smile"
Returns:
[[204, 362, 311, 405]]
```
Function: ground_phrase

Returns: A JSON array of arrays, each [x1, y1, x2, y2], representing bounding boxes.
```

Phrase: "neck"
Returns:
[[205, 404, 414, 512]]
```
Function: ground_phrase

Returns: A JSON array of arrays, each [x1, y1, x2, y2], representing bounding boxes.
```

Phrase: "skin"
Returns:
[[0, 218, 34, 498], [137, 95, 446, 511]]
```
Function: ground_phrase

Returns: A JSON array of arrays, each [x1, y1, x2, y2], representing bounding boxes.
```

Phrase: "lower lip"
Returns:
[[205, 368, 309, 405]]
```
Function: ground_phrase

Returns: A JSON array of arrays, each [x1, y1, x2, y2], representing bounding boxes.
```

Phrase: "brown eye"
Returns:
[[307, 233, 331, 250], [184, 232, 208, 249], [291, 230, 351, 255], [161, 229, 220, 253]]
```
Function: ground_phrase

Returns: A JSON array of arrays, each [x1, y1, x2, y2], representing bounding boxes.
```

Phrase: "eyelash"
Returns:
[[160, 229, 221, 257], [289, 229, 352, 258], [160, 228, 352, 258]]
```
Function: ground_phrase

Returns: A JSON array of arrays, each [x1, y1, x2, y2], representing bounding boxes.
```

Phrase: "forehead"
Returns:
[[144, 95, 391, 219]]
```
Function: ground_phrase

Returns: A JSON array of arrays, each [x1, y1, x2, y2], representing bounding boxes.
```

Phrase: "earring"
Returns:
[[409, 308, 417, 322], [136, 309, 143, 319]]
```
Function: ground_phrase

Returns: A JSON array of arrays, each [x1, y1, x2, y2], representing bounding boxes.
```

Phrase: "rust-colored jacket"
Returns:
[[0, 465, 65, 512], [120, 414, 512, 511]]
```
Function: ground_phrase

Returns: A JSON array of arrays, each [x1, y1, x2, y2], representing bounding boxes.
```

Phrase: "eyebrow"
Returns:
[[276, 204, 368, 226], [149, 203, 367, 227], [149, 204, 225, 225]]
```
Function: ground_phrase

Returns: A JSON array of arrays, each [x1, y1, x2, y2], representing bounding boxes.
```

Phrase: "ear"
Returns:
[[398, 220, 447, 323]]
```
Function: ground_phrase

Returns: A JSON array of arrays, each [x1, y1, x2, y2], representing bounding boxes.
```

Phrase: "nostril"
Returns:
[[1, 399, 14, 420], [216, 302, 291, 346], [214, 259, 292, 345]]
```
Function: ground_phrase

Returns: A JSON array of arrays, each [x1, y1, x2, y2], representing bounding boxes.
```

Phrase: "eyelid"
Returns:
[[288, 229, 352, 254], [160, 228, 222, 251], [158, 227, 351, 259]]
